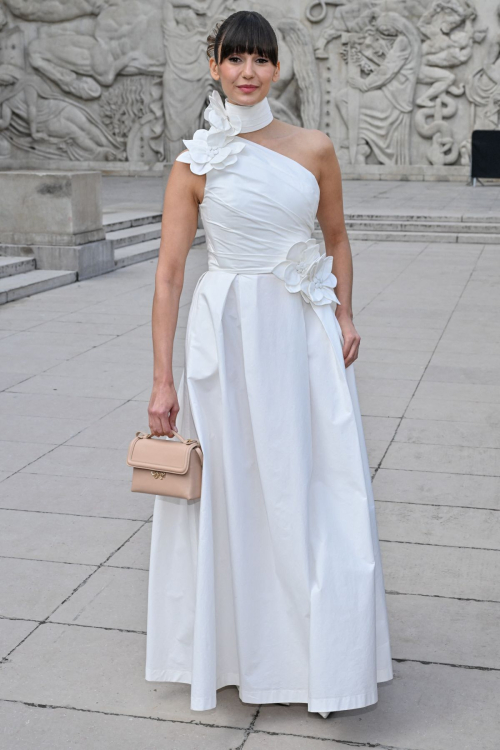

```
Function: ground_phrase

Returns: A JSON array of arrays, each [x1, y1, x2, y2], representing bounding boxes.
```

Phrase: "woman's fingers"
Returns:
[[169, 400, 180, 434], [148, 403, 180, 437], [343, 333, 361, 367]]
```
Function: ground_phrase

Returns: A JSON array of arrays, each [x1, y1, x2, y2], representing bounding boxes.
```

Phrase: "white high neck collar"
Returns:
[[224, 95, 274, 133]]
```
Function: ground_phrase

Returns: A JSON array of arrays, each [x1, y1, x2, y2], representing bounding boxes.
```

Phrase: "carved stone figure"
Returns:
[[309, 0, 377, 59], [333, 11, 421, 165], [252, 4, 321, 129], [466, 3, 500, 129], [0, 26, 123, 160], [414, 0, 486, 165], [3, 0, 165, 99], [162, 0, 241, 162], [416, 0, 486, 108]]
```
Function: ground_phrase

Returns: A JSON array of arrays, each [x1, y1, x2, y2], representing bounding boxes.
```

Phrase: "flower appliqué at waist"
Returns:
[[272, 238, 340, 307]]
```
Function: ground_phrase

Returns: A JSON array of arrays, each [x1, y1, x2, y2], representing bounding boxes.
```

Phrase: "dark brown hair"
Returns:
[[207, 10, 279, 67]]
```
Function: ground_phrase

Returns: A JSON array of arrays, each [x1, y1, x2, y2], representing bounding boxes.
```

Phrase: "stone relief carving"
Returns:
[[414, 0, 486, 165], [307, 0, 493, 168], [162, 0, 243, 162], [334, 11, 421, 165], [0, 25, 123, 160], [0, 0, 497, 171], [3, 0, 165, 98], [465, 3, 500, 130], [253, 4, 321, 129]]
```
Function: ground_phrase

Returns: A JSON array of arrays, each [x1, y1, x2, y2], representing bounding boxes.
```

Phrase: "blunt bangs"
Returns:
[[214, 11, 278, 67]]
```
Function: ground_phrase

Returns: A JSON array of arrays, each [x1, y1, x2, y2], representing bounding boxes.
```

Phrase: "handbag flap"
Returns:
[[126, 436, 199, 474]]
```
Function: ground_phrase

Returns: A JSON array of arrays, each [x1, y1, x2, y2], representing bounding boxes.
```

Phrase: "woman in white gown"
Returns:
[[146, 10, 393, 716]]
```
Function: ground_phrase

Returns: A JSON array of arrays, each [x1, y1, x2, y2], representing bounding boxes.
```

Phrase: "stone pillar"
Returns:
[[0, 172, 114, 279]]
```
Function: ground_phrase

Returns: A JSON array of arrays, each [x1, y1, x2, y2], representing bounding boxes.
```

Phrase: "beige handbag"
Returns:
[[126, 431, 203, 500]]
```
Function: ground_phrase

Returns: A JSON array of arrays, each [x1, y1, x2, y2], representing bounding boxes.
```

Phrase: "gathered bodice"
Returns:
[[176, 91, 339, 308], [200, 138, 321, 274]]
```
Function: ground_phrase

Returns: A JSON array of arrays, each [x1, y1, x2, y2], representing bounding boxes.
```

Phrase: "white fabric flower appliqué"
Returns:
[[204, 90, 241, 136], [272, 239, 341, 307], [176, 90, 245, 175], [300, 253, 341, 306]]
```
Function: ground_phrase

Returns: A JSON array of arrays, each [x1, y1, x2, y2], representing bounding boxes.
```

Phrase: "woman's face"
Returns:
[[209, 49, 280, 105]]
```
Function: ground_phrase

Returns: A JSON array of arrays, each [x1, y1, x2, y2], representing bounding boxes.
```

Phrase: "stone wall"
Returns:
[[0, 0, 498, 179]]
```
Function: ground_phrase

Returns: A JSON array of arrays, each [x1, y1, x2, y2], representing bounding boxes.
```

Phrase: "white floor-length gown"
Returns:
[[145, 92, 393, 713]]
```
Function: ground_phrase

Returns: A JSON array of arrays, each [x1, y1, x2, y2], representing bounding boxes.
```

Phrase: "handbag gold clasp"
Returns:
[[151, 471, 167, 480]]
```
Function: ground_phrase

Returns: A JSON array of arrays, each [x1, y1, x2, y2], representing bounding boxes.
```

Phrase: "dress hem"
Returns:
[[145, 667, 394, 712]]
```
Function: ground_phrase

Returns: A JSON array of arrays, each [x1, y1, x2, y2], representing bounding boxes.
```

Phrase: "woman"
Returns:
[[146, 10, 393, 717]]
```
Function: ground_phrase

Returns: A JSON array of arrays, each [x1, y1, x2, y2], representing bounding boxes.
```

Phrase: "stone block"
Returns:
[[32, 239, 115, 280], [0, 172, 104, 246], [0, 172, 114, 279]]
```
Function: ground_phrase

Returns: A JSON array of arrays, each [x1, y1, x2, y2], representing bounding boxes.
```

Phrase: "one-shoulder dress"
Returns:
[[145, 92, 393, 713]]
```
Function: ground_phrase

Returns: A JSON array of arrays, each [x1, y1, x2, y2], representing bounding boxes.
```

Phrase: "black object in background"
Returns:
[[471, 130, 500, 179]]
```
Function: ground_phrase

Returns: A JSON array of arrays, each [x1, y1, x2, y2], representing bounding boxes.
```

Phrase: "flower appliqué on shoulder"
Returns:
[[272, 239, 341, 307], [176, 90, 245, 175]]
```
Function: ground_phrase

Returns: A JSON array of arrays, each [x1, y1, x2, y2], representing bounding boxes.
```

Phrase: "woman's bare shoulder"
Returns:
[[301, 127, 336, 158]]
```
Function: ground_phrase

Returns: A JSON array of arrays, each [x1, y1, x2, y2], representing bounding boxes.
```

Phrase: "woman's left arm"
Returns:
[[315, 132, 361, 367]]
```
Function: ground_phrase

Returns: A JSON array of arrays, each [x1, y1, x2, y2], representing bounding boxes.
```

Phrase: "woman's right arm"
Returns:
[[148, 156, 204, 437]]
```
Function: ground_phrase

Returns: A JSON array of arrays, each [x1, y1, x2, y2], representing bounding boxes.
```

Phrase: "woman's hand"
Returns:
[[337, 314, 361, 368], [148, 382, 179, 437]]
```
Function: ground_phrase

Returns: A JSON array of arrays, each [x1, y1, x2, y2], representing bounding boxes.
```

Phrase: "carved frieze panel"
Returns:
[[0, 0, 498, 171]]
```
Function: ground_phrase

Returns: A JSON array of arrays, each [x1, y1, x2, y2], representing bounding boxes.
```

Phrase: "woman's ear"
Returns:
[[209, 57, 220, 81]]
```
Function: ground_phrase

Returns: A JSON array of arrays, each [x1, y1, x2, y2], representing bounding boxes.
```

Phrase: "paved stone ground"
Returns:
[[1, 180, 499, 749]]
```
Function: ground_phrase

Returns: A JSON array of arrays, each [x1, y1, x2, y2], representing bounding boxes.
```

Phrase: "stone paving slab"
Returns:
[[381, 542, 500, 601], [0, 701, 246, 750], [387, 593, 499, 669], [8, 370, 149, 400], [0, 622, 255, 727], [49, 566, 148, 632], [64, 400, 155, 449], [0, 440, 56, 473], [23, 445, 133, 482], [0, 508, 143, 565], [0, 391, 123, 420], [0, 413, 93, 445], [376, 502, 499, 549], [405, 396, 500, 424], [0, 473, 153, 519], [245, 735, 370, 749], [0, 557, 95, 620], [374, 468, 500, 510], [0, 621, 38, 660], [394, 417, 500, 448], [253, 662, 500, 750], [105, 522, 152, 570], [383, 442, 500, 477]]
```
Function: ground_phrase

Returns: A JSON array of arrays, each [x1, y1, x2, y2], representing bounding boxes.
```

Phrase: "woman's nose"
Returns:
[[242, 59, 255, 77]]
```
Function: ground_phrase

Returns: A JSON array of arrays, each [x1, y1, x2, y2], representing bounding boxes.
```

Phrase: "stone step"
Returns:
[[104, 212, 163, 232], [114, 239, 160, 269], [343, 213, 500, 225], [0, 256, 36, 279], [0, 269, 77, 305], [344, 219, 500, 235], [106, 222, 162, 250], [114, 228, 205, 270], [313, 228, 499, 244]]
